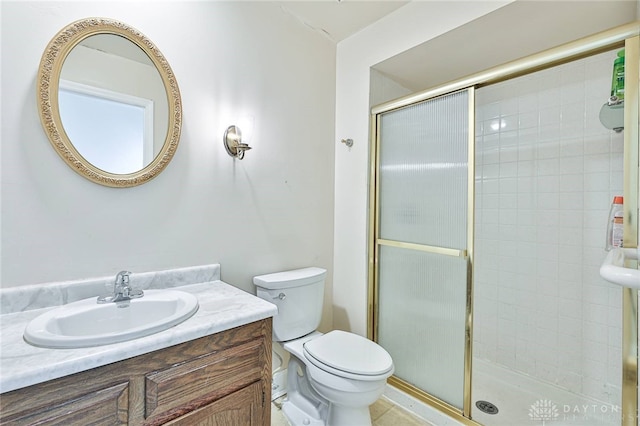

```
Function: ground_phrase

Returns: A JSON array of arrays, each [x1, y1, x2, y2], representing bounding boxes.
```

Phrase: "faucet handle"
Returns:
[[115, 270, 132, 285], [97, 270, 141, 304]]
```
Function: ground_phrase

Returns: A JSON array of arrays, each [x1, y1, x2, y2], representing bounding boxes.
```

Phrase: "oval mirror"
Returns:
[[37, 18, 182, 187]]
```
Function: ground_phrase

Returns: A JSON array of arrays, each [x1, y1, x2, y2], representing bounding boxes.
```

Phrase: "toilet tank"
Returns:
[[253, 267, 326, 342]]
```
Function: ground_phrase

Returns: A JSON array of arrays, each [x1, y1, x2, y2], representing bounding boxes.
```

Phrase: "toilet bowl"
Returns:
[[254, 267, 394, 426]]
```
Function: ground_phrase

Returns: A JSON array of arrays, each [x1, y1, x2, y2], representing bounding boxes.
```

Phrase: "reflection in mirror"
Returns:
[[37, 18, 181, 187], [59, 80, 151, 174], [59, 34, 168, 174]]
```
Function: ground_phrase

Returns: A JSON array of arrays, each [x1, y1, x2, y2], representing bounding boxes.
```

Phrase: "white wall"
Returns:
[[369, 69, 412, 108], [1, 2, 335, 329], [333, 1, 513, 336]]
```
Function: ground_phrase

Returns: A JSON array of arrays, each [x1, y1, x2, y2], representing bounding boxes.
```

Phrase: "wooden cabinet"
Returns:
[[0, 319, 271, 426]]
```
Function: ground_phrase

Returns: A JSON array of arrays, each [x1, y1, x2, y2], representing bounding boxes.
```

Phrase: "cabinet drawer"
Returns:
[[145, 338, 263, 422], [1, 382, 128, 426]]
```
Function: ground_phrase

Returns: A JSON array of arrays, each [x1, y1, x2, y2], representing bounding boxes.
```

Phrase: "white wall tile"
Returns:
[[560, 156, 585, 175], [499, 177, 518, 193], [484, 102, 501, 120], [561, 120, 585, 139], [518, 92, 538, 112], [584, 137, 611, 155], [501, 98, 519, 116], [561, 101, 585, 123], [558, 227, 583, 246], [483, 148, 500, 164], [537, 192, 560, 210], [558, 259, 584, 279], [584, 191, 611, 210], [537, 157, 560, 175], [538, 175, 560, 192], [584, 154, 610, 173], [560, 174, 585, 194], [499, 194, 518, 210], [539, 87, 561, 108], [540, 105, 561, 125], [519, 127, 539, 148]]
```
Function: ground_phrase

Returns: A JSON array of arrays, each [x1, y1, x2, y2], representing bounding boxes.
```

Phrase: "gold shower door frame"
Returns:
[[371, 88, 476, 421], [368, 22, 640, 426]]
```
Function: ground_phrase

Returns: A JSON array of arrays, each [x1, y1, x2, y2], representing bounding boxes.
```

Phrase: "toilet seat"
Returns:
[[303, 330, 393, 381]]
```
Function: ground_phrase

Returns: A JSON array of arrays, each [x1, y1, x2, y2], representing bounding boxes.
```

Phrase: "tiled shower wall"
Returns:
[[474, 49, 624, 405]]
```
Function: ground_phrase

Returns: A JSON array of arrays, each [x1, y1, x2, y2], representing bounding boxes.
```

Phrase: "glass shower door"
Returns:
[[373, 89, 473, 413]]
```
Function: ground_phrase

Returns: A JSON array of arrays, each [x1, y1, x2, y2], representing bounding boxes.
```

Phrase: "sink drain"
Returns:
[[476, 400, 499, 415]]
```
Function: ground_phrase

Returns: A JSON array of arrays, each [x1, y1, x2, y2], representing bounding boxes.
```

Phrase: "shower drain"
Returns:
[[476, 400, 499, 415]]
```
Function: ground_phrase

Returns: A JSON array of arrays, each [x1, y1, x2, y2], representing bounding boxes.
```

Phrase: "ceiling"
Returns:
[[277, 0, 638, 94], [373, 0, 639, 94], [277, 1, 409, 42], [81, 34, 153, 65]]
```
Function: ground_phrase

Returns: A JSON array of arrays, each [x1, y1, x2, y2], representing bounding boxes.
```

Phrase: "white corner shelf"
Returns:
[[600, 248, 640, 289]]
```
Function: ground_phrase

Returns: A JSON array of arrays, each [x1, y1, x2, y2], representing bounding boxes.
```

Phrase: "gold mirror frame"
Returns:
[[37, 18, 182, 187]]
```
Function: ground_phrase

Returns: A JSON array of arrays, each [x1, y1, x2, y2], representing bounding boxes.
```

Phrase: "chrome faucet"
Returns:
[[97, 271, 144, 304]]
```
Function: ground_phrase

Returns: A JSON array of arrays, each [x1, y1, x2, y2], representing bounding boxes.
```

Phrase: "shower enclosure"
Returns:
[[368, 24, 639, 426], [472, 48, 625, 426]]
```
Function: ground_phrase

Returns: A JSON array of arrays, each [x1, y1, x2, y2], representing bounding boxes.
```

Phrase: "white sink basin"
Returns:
[[24, 290, 199, 348]]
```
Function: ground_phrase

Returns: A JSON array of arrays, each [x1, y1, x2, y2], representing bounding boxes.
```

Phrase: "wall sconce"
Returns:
[[223, 125, 252, 159]]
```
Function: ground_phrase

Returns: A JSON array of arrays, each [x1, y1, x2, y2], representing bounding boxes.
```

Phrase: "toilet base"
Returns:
[[282, 397, 373, 426], [282, 399, 325, 426], [281, 351, 328, 425], [328, 404, 372, 426]]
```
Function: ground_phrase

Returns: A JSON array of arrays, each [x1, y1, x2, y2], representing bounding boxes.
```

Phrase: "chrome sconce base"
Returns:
[[224, 125, 252, 159]]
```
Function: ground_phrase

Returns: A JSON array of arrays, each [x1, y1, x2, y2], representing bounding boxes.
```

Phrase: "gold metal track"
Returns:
[[463, 87, 476, 419], [377, 239, 466, 258], [622, 34, 639, 426], [367, 113, 381, 342], [372, 22, 639, 116]]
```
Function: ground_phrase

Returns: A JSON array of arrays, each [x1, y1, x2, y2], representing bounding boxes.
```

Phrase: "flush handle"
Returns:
[[273, 292, 286, 301]]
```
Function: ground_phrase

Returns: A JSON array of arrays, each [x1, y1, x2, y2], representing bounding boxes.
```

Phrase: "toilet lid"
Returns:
[[303, 330, 393, 376]]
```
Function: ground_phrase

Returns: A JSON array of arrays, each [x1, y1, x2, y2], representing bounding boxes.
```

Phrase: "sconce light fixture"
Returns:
[[223, 125, 252, 159]]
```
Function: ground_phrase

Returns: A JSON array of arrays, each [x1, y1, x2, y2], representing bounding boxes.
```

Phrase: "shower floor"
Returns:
[[472, 359, 620, 426]]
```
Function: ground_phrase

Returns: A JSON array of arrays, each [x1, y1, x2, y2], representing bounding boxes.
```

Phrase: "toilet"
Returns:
[[254, 267, 394, 426]]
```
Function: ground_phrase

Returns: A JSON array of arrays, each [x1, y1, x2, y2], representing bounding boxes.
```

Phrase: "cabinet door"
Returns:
[[164, 382, 264, 426], [2, 382, 128, 426]]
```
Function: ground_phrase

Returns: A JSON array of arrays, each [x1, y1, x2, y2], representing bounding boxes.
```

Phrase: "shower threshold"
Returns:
[[472, 358, 620, 426]]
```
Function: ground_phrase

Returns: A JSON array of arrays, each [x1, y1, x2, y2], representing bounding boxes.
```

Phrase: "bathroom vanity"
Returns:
[[0, 264, 277, 425]]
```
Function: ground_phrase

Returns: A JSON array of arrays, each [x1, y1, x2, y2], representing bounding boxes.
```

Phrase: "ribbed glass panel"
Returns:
[[377, 245, 467, 409], [379, 91, 468, 250]]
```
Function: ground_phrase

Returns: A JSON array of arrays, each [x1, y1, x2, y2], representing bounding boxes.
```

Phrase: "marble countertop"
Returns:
[[0, 278, 277, 393]]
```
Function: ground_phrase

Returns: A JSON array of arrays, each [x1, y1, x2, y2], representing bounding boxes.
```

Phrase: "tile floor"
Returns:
[[271, 396, 432, 426]]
